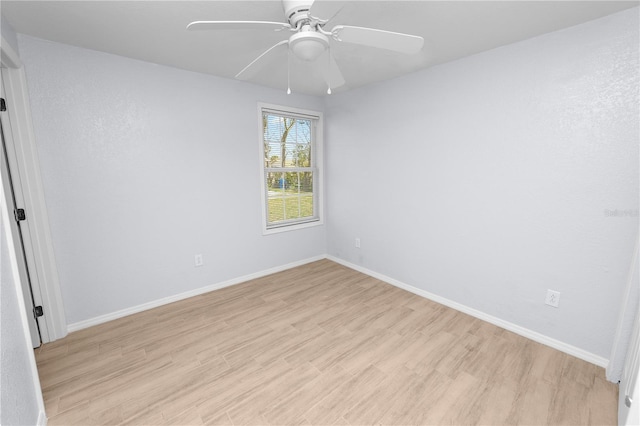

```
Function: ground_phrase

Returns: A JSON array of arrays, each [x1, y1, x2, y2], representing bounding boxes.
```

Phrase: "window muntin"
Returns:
[[260, 105, 322, 232]]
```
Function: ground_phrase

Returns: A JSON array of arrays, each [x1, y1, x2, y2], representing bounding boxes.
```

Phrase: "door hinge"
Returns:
[[14, 208, 26, 222], [34, 306, 44, 318], [0, 98, 6, 112]]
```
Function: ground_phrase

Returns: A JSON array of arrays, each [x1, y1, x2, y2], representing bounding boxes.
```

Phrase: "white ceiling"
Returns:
[[2, 1, 638, 96]]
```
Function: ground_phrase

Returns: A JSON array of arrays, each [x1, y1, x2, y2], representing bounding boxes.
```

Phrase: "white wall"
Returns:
[[325, 8, 639, 360], [17, 35, 326, 325]]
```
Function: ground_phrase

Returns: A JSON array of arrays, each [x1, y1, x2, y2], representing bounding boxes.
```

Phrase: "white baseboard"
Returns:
[[327, 255, 609, 369], [37, 410, 47, 426], [67, 255, 326, 333]]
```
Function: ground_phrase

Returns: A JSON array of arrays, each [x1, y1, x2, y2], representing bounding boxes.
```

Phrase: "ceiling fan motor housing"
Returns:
[[283, 1, 328, 61], [282, 0, 314, 28]]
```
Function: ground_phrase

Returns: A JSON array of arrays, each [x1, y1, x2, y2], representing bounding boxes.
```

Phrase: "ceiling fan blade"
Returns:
[[331, 25, 424, 55], [186, 21, 291, 32], [236, 40, 289, 80]]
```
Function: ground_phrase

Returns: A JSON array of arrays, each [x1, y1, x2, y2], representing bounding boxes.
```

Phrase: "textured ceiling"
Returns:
[[2, 1, 638, 96]]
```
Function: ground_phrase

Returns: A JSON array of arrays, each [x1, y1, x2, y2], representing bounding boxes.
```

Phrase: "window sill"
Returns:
[[263, 219, 323, 235]]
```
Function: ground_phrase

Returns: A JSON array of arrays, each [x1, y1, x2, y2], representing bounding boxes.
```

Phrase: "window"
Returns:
[[258, 104, 323, 233]]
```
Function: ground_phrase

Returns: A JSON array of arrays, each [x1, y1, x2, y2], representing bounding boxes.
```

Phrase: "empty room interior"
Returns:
[[1, 1, 639, 425]]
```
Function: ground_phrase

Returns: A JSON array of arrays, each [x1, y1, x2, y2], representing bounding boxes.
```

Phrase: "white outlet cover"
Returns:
[[545, 289, 560, 307]]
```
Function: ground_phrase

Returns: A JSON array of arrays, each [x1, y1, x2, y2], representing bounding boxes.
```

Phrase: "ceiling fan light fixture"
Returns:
[[289, 31, 329, 61]]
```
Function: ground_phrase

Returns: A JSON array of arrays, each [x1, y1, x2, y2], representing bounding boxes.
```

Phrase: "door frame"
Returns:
[[1, 34, 67, 343], [1, 109, 41, 347]]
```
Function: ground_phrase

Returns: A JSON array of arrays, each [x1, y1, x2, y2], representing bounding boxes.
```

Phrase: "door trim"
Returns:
[[1, 111, 41, 347], [1, 35, 67, 342]]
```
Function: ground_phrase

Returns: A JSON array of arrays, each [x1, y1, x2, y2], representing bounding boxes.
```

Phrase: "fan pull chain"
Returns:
[[287, 48, 291, 95], [326, 44, 332, 95]]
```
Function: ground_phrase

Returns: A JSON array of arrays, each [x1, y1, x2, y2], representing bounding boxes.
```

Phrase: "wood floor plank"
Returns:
[[343, 366, 417, 425], [376, 369, 436, 425], [420, 370, 483, 425], [47, 401, 93, 426], [54, 349, 149, 412], [303, 364, 387, 425], [588, 376, 619, 425], [36, 259, 618, 425], [192, 358, 275, 422], [505, 375, 556, 425], [262, 364, 353, 425], [399, 369, 453, 426], [221, 361, 322, 425]]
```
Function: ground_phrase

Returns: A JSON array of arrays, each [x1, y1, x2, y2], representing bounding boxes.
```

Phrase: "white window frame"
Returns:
[[258, 103, 323, 235]]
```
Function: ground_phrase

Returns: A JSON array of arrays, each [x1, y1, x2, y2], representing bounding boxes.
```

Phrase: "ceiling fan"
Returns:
[[186, 0, 424, 94]]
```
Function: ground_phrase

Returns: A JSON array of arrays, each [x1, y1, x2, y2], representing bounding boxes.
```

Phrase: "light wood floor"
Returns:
[[36, 259, 617, 425]]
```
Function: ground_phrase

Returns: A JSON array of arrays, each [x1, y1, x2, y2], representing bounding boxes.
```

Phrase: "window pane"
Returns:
[[263, 113, 311, 169], [266, 171, 314, 224]]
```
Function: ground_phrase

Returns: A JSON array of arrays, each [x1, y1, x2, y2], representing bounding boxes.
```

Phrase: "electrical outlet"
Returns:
[[545, 289, 560, 307], [194, 254, 203, 267], [355, 238, 361, 248]]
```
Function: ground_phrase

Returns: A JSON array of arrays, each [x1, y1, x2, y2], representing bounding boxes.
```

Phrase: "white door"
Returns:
[[619, 303, 639, 426], [0, 101, 41, 348]]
